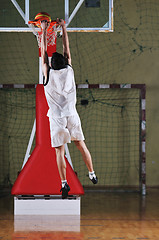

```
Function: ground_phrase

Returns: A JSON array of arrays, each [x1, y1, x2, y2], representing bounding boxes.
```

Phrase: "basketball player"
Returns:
[[41, 19, 98, 199]]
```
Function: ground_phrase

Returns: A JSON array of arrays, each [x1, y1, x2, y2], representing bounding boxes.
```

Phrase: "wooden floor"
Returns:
[[0, 188, 159, 240]]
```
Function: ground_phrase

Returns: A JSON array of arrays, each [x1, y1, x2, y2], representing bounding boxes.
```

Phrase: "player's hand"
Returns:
[[56, 18, 65, 27], [41, 20, 48, 30]]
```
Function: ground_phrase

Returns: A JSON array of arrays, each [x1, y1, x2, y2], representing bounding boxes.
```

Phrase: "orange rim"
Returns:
[[28, 20, 58, 30], [28, 12, 53, 29]]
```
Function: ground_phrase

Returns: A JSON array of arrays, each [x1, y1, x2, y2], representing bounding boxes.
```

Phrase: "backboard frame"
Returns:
[[0, 0, 113, 33]]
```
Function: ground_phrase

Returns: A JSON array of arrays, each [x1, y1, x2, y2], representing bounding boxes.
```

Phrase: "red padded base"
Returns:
[[11, 84, 84, 196]]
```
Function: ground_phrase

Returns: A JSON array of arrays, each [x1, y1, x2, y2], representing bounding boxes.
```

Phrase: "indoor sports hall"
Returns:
[[0, 0, 159, 239]]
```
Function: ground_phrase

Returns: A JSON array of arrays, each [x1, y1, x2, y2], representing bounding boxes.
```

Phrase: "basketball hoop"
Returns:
[[28, 12, 63, 50], [28, 20, 61, 48]]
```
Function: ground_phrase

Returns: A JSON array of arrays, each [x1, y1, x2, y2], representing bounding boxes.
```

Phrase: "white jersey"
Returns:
[[44, 65, 77, 118]]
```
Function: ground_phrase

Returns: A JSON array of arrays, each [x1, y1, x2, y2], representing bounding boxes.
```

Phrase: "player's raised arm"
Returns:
[[41, 21, 49, 80], [57, 18, 71, 66]]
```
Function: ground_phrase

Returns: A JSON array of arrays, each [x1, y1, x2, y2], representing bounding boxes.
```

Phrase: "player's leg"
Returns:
[[55, 145, 70, 198], [55, 145, 66, 180], [74, 140, 98, 184], [74, 140, 93, 172], [67, 114, 98, 184], [50, 116, 71, 199]]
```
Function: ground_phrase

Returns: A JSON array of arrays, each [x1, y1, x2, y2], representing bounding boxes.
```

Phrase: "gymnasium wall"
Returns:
[[0, 0, 159, 187]]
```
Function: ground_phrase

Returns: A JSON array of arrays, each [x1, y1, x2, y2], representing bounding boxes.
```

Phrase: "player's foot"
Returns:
[[89, 171, 98, 184], [60, 183, 70, 199]]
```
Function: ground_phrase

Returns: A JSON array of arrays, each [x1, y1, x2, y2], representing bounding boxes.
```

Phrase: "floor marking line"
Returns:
[[81, 225, 104, 226], [81, 218, 159, 221], [112, 238, 125, 240], [88, 238, 101, 239], [40, 237, 52, 239], [14, 238, 28, 239], [136, 238, 150, 239], [64, 238, 78, 239]]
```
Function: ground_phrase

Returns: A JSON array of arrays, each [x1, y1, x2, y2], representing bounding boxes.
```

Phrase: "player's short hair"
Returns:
[[51, 52, 66, 70]]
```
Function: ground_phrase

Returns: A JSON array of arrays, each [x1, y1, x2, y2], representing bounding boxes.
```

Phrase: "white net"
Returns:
[[30, 23, 61, 48]]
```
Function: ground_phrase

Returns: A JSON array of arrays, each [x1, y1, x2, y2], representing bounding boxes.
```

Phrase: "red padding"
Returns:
[[11, 84, 84, 195]]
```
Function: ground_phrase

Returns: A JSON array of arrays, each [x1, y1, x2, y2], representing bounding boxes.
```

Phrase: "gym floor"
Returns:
[[0, 188, 159, 240]]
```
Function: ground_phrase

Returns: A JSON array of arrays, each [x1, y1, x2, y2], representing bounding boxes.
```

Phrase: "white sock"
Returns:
[[89, 171, 96, 180], [62, 180, 67, 188]]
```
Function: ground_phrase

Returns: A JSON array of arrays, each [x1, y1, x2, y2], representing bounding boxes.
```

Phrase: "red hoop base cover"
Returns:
[[11, 85, 84, 196]]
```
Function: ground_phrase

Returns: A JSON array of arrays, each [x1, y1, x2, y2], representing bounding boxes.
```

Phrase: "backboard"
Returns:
[[0, 0, 113, 32]]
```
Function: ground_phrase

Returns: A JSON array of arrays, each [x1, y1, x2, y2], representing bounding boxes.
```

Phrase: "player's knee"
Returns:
[[74, 140, 81, 147], [55, 146, 64, 157], [74, 140, 85, 151]]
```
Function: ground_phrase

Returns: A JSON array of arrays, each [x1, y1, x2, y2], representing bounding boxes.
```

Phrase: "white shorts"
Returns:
[[48, 113, 85, 147]]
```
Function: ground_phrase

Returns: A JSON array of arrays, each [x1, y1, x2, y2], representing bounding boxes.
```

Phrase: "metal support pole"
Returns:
[[67, 0, 84, 26], [25, 0, 29, 24], [65, 0, 69, 25], [11, 0, 25, 21]]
